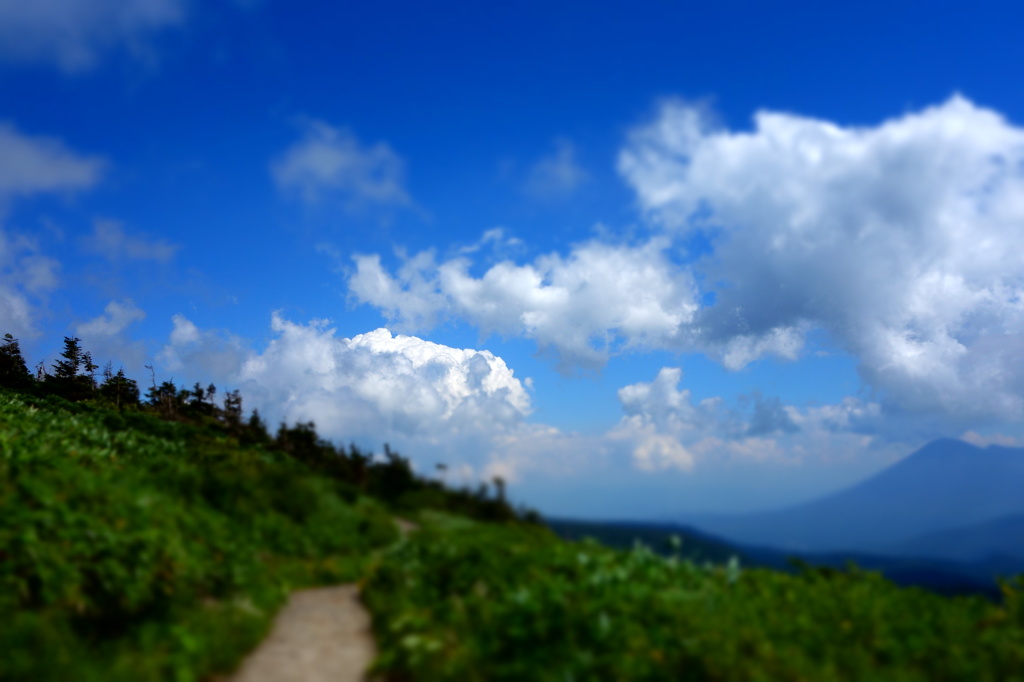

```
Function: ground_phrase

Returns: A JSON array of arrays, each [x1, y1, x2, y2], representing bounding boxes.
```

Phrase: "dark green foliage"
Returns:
[[98, 363, 140, 410], [0, 389, 399, 681], [0, 334, 34, 391], [363, 521, 1024, 681], [45, 336, 95, 401]]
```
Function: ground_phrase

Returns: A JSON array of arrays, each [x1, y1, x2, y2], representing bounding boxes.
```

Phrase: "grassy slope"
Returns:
[[5, 389, 1024, 681], [0, 390, 399, 682]]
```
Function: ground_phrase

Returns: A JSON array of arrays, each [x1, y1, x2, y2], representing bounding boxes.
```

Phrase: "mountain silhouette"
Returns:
[[674, 438, 1024, 558]]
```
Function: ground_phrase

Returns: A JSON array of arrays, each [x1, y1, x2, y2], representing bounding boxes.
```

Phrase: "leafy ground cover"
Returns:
[[362, 518, 1024, 681], [0, 389, 399, 682]]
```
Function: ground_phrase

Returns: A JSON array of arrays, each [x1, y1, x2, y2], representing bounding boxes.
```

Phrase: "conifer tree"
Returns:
[[99, 363, 140, 410], [223, 389, 243, 429], [51, 336, 83, 382], [0, 333, 34, 391], [48, 336, 94, 401]]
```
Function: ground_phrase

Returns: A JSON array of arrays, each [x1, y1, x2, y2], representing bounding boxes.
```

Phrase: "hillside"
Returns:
[[0, 388, 533, 681], [4, 389, 1024, 681]]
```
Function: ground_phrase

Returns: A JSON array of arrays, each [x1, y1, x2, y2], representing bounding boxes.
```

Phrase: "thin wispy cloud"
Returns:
[[0, 122, 104, 198], [0, 0, 186, 72], [271, 120, 413, 210], [523, 138, 588, 200], [82, 220, 179, 263]]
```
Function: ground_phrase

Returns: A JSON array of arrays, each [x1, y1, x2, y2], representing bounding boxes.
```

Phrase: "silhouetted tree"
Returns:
[[99, 363, 140, 410], [47, 336, 94, 401], [241, 408, 271, 445], [82, 351, 98, 391], [0, 333, 34, 391], [146, 379, 181, 419], [223, 389, 243, 430]]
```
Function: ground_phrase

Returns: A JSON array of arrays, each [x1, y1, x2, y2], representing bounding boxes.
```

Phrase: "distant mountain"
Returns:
[[879, 513, 1024, 563], [671, 438, 1024, 558]]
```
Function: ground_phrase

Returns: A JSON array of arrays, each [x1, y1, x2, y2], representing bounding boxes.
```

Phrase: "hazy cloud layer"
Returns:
[[82, 220, 179, 263], [271, 121, 412, 208], [349, 237, 700, 372], [0, 122, 104, 198], [523, 138, 588, 200], [0, 0, 185, 72], [619, 94, 1024, 424]]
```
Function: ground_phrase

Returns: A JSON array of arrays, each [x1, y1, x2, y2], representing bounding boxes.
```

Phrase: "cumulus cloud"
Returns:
[[349, 236, 700, 373], [78, 299, 145, 338], [523, 138, 588, 200], [0, 122, 104, 199], [608, 366, 910, 472], [158, 313, 250, 380], [618, 94, 1024, 424], [155, 313, 542, 475], [237, 315, 531, 439], [76, 299, 147, 371], [271, 120, 413, 209], [82, 220, 179, 263], [0, 0, 185, 72]]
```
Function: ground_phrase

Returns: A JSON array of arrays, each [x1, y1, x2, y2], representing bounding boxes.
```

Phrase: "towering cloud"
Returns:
[[618, 94, 1024, 424]]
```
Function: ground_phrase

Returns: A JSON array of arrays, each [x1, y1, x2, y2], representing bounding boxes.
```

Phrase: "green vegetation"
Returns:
[[0, 333, 538, 681], [363, 519, 1024, 681], [1, 389, 399, 681], [4, 332, 1024, 681]]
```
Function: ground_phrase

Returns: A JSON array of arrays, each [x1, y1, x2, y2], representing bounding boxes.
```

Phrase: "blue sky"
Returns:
[[3, 0, 1024, 520]]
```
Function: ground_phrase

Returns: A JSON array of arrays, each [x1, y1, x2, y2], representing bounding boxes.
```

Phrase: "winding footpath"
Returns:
[[226, 518, 418, 682]]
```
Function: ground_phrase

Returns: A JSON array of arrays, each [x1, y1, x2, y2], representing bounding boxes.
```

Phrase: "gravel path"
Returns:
[[227, 584, 379, 682], [225, 518, 416, 682]]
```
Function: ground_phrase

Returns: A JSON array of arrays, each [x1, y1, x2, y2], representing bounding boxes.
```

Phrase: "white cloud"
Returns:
[[158, 313, 249, 380], [959, 431, 1021, 448], [78, 299, 145, 338], [523, 138, 588, 200], [82, 220, 179, 263], [0, 122, 104, 198], [0, 0, 185, 72], [76, 300, 147, 372], [156, 314, 539, 478], [236, 315, 531, 439], [349, 236, 700, 373], [0, 229, 61, 339], [607, 366, 910, 473], [271, 120, 412, 208], [618, 94, 1024, 424], [0, 125, 100, 340], [456, 227, 523, 255]]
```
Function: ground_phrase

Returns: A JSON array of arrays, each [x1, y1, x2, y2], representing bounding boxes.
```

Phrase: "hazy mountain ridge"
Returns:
[[669, 438, 1024, 559], [879, 513, 1024, 563]]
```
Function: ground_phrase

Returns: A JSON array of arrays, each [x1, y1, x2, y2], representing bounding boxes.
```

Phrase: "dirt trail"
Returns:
[[226, 517, 416, 682]]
